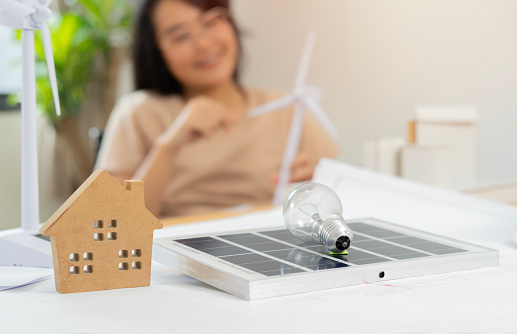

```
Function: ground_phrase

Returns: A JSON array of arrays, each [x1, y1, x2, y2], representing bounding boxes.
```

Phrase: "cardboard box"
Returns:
[[401, 144, 452, 188], [415, 106, 477, 189], [363, 136, 405, 176]]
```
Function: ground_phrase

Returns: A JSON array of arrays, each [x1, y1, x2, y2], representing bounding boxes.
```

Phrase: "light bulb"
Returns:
[[283, 182, 353, 253]]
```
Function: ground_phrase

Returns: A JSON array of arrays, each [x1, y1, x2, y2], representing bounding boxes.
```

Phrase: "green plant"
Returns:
[[30, 12, 90, 125], [23, 0, 134, 127]]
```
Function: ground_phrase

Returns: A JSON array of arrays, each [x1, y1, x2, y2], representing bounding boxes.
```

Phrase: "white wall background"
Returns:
[[0, 26, 21, 93], [2, 0, 517, 230], [233, 0, 517, 181]]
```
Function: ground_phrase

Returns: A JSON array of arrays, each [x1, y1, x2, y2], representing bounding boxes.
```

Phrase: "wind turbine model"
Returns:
[[0, 0, 61, 267], [249, 33, 339, 206]]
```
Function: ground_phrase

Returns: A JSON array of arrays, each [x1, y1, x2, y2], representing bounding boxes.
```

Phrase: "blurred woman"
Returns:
[[95, 0, 338, 217]]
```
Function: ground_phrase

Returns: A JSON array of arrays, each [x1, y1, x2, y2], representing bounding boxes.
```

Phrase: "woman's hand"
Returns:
[[271, 152, 314, 184], [156, 96, 236, 152]]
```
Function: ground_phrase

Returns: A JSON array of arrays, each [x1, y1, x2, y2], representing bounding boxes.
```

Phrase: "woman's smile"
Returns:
[[195, 51, 224, 69]]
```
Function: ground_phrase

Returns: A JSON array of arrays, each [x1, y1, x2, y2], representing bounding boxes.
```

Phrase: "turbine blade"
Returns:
[[304, 85, 323, 101], [302, 96, 339, 139], [273, 103, 305, 206], [41, 23, 61, 117], [249, 94, 295, 117], [0, 0, 35, 19], [293, 32, 316, 93]]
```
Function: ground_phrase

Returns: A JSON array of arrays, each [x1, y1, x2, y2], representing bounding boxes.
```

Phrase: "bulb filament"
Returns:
[[299, 204, 324, 225]]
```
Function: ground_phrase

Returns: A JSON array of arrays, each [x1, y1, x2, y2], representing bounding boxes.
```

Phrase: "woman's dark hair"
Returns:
[[133, 0, 242, 96]]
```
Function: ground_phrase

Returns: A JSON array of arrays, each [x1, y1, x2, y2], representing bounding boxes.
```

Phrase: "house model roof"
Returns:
[[40, 170, 162, 236]]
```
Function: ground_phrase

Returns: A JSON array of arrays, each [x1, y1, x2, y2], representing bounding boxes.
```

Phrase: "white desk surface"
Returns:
[[1, 159, 517, 334]]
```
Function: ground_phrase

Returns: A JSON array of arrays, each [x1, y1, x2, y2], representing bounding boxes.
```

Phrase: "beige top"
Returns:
[[96, 87, 339, 217]]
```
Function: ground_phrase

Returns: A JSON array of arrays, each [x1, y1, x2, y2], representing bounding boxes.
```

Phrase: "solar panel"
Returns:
[[153, 218, 498, 300]]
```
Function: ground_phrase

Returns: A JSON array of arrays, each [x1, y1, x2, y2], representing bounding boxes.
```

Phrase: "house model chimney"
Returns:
[[124, 180, 145, 202]]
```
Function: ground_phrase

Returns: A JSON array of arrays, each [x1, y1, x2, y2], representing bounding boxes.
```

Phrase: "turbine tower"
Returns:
[[249, 32, 338, 205], [0, 0, 61, 267]]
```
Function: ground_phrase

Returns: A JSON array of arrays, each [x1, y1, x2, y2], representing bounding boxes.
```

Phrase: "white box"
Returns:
[[415, 106, 477, 189], [401, 144, 452, 188], [363, 136, 405, 176]]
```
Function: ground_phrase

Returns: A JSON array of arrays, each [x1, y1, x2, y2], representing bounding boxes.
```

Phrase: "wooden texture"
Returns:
[[466, 182, 517, 207], [408, 120, 416, 144], [40, 170, 163, 294]]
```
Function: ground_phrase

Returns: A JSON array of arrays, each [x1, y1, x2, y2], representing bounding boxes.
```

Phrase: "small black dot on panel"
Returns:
[[170, 223, 473, 280]]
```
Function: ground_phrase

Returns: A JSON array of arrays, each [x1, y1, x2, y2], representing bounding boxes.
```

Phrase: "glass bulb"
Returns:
[[283, 182, 353, 253]]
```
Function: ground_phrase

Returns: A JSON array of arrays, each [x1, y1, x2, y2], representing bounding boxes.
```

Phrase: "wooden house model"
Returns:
[[40, 170, 163, 294]]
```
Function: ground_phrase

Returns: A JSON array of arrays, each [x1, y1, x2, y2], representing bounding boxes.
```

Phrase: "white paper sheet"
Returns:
[[0, 266, 53, 291]]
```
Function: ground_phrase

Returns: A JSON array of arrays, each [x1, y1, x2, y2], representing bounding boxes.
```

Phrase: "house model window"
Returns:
[[132, 249, 142, 257], [39, 170, 162, 294]]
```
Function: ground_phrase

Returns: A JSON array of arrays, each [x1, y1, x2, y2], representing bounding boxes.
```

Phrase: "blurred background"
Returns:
[[1, 0, 517, 230]]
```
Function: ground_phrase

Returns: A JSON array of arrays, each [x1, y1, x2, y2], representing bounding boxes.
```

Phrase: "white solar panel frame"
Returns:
[[153, 218, 499, 300]]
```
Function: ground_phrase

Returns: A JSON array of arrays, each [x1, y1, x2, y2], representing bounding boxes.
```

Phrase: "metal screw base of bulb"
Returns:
[[317, 218, 352, 253]]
